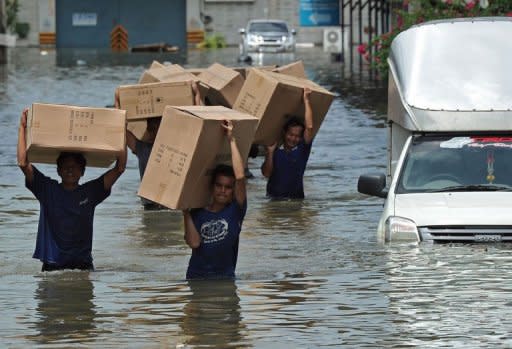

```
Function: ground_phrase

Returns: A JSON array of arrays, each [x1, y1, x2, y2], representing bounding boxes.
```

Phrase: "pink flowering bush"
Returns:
[[360, 0, 512, 77]]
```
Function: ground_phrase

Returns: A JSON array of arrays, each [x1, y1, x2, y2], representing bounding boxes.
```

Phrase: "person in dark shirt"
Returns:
[[261, 87, 314, 199], [121, 81, 202, 210], [182, 120, 247, 279], [17, 108, 127, 272]]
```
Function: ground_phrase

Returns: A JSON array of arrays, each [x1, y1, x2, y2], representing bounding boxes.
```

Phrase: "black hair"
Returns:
[[57, 152, 86, 175], [210, 164, 235, 187], [283, 116, 305, 134]]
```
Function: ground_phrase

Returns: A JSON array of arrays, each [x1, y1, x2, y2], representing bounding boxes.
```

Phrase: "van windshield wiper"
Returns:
[[429, 184, 512, 193]]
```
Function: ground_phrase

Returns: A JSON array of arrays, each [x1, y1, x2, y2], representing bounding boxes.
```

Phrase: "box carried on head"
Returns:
[[138, 105, 258, 209], [117, 81, 195, 121], [25, 103, 126, 167], [233, 69, 335, 146]]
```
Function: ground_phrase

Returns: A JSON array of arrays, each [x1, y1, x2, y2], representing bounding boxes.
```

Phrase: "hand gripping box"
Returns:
[[138, 105, 258, 210], [26, 103, 126, 167], [117, 80, 195, 120], [233, 69, 335, 146], [197, 63, 245, 108]]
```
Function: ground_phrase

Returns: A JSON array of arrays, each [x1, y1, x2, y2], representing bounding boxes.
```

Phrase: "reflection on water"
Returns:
[[30, 273, 97, 345], [182, 280, 245, 348], [1, 47, 512, 348], [137, 209, 184, 249], [250, 199, 319, 233]]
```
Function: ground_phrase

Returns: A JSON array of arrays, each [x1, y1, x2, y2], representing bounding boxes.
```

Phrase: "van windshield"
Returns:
[[397, 135, 512, 193]]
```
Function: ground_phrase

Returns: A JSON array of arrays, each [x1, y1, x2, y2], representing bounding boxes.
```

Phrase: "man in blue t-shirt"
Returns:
[[182, 120, 247, 280], [261, 87, 314, 199], [17, 108, 127, 272]]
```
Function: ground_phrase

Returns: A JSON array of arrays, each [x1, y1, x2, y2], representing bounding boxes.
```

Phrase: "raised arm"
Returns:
[[126, 130, 137, 154], [191, 80, 203, 106], [223, 120, 246, 206], [303, 87, 314, 144], [116, 86, 137, 154], [103, 137, 127, 191], [261, 142, 277, 178], [17, 108, 34, 183], [183, 210, 201, 249]]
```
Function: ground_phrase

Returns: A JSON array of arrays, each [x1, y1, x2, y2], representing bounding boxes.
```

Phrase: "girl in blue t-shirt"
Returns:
[[261, 87, 314, 199], [182, 120, 247, 280]]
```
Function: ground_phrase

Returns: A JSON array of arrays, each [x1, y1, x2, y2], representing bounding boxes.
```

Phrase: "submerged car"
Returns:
[[239, 19, 296, 53]]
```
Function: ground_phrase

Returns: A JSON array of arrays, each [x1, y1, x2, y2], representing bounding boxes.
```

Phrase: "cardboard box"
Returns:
[[239, 65, 278, 79], [149, 60, 165, 69], [26, 103, 126, 167], [118, 81, 194, 120], [233, 69, 335, 145], [138, 64, 199, 84], [198, 63, 244, 107], [273, 61, 306, 79], [185, 67, 207, 76], [188, 65, 276, 79], [138, 105, 258, 209]]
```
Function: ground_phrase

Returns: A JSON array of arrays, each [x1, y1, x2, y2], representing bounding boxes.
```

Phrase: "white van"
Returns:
[[358, 17, 512, 243]]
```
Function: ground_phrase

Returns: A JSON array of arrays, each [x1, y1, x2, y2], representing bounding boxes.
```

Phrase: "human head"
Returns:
[[57, 152, 86, 175], [282, 116, 305, 149], [210, 164, 236, 205]]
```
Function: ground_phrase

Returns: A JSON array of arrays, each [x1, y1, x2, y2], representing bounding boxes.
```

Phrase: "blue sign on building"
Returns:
[[300, 0, 340, 27]]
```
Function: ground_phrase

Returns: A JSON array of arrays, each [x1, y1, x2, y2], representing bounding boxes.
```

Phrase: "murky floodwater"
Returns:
[[1, 47, 511, 348]]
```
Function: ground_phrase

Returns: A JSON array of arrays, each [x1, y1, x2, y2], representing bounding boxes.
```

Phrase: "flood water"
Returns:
[[1, 47, 511, 348]]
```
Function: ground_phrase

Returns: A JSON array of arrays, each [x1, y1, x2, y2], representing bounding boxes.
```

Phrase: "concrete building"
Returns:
[[13, 0, 385, 55]]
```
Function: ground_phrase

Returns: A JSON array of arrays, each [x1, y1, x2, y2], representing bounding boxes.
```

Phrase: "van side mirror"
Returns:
[[291, 29, 297, 35], [239, 28, 246, 35], [358, 173, 388, 198]]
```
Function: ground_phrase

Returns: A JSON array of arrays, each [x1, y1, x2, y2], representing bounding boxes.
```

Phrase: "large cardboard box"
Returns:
[[242, 65, 278, 79], [273, 61, 306, 79], [138, 64, 199, 84], [198, 63, 244, 107], [26, 103, 126, 167], [118, 81, 194, 120], [233, 69, 335, 145], [138, 105, 258, 209]]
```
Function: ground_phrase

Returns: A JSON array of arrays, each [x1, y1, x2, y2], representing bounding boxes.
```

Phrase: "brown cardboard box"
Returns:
[[118, 81, 194, 120], [138, 64, 199, 84], [185, 67, 207, 76], [149, 60, 165, 69], [188, 65, 276, 79], [26, 103, 126, 167], [273, 61, 306, 79], [138, 105, 258, 209], [197, 63, 244, 107], [240, 65, 278, 79], [233, 69, 335, 145]]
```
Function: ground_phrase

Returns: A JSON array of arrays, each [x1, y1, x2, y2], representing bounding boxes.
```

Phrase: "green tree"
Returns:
[[6, 0, 19, 33], [359, 0, 512, 77]]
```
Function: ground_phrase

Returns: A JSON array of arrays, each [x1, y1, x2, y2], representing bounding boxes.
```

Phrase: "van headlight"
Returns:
[[385, 216, 420, 242]]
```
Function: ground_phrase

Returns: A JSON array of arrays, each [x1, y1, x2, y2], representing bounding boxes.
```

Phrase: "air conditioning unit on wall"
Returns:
[[323, 27, 348, 54]]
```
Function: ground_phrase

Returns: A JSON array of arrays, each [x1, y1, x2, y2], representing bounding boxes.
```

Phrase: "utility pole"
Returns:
[[0, 0, 6, 64]]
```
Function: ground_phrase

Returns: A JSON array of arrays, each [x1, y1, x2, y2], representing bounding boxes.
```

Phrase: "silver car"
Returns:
[[239, 19, 296, 53]]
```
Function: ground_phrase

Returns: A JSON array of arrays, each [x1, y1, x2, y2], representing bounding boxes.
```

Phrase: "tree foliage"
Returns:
[[359, 0, 512, 77]]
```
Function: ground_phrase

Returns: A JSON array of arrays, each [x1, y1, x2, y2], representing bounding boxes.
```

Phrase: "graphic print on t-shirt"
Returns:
[[200, 219, 229, 244]]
